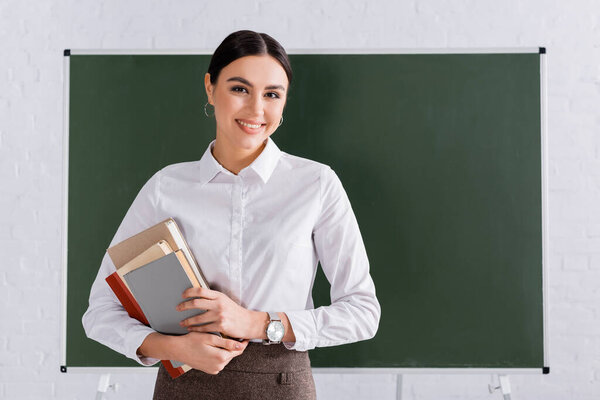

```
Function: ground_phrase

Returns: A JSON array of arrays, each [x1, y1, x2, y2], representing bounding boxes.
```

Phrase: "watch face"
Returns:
[[267, 321, 285, 342]]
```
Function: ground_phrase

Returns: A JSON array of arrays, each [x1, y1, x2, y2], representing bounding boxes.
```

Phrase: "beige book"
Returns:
[[107, 217, 209, 288], [169, 249, 202, 288]]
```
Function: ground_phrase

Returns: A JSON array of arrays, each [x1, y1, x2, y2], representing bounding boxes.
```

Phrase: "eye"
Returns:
[[231, 86, 248, 93], [265, 92, 280, 99]]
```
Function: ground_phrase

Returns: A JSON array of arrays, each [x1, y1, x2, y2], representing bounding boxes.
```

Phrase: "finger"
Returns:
[[228, 341, 250, 358], [209, 335, 243, 350], [176, 297, 213, 312], [237, 339, 250, 350], [212, 336, 248, 352], [227, 349, 245, 360], [182, 286, 220, 300], [186, 321, 220, 334], [223, 338, 249, 350], [179, 310, 214, 327]]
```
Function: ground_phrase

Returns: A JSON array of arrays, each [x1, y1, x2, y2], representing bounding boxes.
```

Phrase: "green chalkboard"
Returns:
[[63, 50, 547, 371]]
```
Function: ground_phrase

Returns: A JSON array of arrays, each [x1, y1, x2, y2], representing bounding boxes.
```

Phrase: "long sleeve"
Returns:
[[81, 170, 163, 366], [283, 166, 381, 351]]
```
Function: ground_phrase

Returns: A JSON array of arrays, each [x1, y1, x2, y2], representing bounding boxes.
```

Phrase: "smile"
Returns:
[[236, 119, 265, 129]]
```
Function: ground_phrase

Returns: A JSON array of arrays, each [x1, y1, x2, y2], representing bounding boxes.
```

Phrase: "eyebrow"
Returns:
[[226, 76, 286, 92]]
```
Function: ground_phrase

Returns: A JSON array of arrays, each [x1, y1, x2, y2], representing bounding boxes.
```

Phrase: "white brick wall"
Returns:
[[1, 0, 598, 398]]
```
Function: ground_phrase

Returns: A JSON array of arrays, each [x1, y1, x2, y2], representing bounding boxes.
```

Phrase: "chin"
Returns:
[[236, 135, 267, 150]]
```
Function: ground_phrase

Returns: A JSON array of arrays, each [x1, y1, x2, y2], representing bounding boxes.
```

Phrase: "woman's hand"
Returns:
[[176, 287, 264, 340], [137, 331, 249, 375], [173, 332, 249, 375]]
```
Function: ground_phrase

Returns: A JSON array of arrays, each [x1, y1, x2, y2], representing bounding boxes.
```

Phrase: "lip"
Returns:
[[236, 119, 266, 135]]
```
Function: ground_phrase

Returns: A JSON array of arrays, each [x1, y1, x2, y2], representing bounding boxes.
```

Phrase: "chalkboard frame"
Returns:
[[60, 47, 549, 375]]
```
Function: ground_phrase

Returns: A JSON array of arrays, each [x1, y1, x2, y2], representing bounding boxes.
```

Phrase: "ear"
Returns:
[[204, 73, 214, 105]]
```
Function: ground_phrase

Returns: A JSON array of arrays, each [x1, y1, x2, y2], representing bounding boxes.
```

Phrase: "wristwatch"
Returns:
[[263, 311, 285, 345]]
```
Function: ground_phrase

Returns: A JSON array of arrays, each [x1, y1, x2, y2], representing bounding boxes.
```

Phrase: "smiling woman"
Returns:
[[81, 30, 380, 400], [205, 54, 289, 173]]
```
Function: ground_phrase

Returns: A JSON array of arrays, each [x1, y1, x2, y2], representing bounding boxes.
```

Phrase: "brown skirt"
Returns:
[[152, 342, 316, 400]]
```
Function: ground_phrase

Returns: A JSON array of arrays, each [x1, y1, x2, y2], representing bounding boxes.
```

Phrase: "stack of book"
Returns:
[[105, 217, 212, 379]]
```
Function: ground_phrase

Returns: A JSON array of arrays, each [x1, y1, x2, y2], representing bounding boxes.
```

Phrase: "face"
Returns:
[[205, 55, 289, 153]]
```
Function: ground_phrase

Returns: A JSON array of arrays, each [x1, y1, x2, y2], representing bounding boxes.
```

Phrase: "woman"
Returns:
[[82, 30, 381, 400]]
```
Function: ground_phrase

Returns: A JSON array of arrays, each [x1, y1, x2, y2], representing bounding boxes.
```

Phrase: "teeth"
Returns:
[[237, 120, 262, 129]]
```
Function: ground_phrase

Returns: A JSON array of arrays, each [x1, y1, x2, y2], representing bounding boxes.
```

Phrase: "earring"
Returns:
[[278, 116, 284, 127], [204, 102, 214, 117]]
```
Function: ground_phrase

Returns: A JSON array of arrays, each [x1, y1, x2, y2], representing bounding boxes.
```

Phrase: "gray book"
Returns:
[[122, 251, 208, 335]]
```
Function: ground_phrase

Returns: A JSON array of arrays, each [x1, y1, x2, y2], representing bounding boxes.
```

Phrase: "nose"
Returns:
[[248, 93, 264, 117]]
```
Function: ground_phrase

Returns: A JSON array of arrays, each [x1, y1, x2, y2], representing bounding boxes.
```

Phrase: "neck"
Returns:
[[211, 137, 267, 175]]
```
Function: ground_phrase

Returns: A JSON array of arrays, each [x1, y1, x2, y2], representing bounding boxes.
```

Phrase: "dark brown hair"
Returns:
[[207, 30, 293, 89]]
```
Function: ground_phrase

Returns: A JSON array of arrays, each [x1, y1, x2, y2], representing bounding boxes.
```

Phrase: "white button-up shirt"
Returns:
[[82, 136, 381, 366]]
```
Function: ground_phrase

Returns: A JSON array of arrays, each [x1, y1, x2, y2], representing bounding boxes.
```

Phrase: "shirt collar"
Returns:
[[197, 136, 282, 186]]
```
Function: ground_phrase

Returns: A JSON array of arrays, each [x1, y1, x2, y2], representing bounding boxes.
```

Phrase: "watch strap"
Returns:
[[268, 311, 281, 322]]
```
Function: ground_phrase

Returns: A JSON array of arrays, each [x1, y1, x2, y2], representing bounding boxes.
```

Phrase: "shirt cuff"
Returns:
[[125, 325, 161, 366], [282, 309, 317, 352]]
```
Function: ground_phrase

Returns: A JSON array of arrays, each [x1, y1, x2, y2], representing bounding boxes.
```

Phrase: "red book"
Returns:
[[105, 270, 190, 379]]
